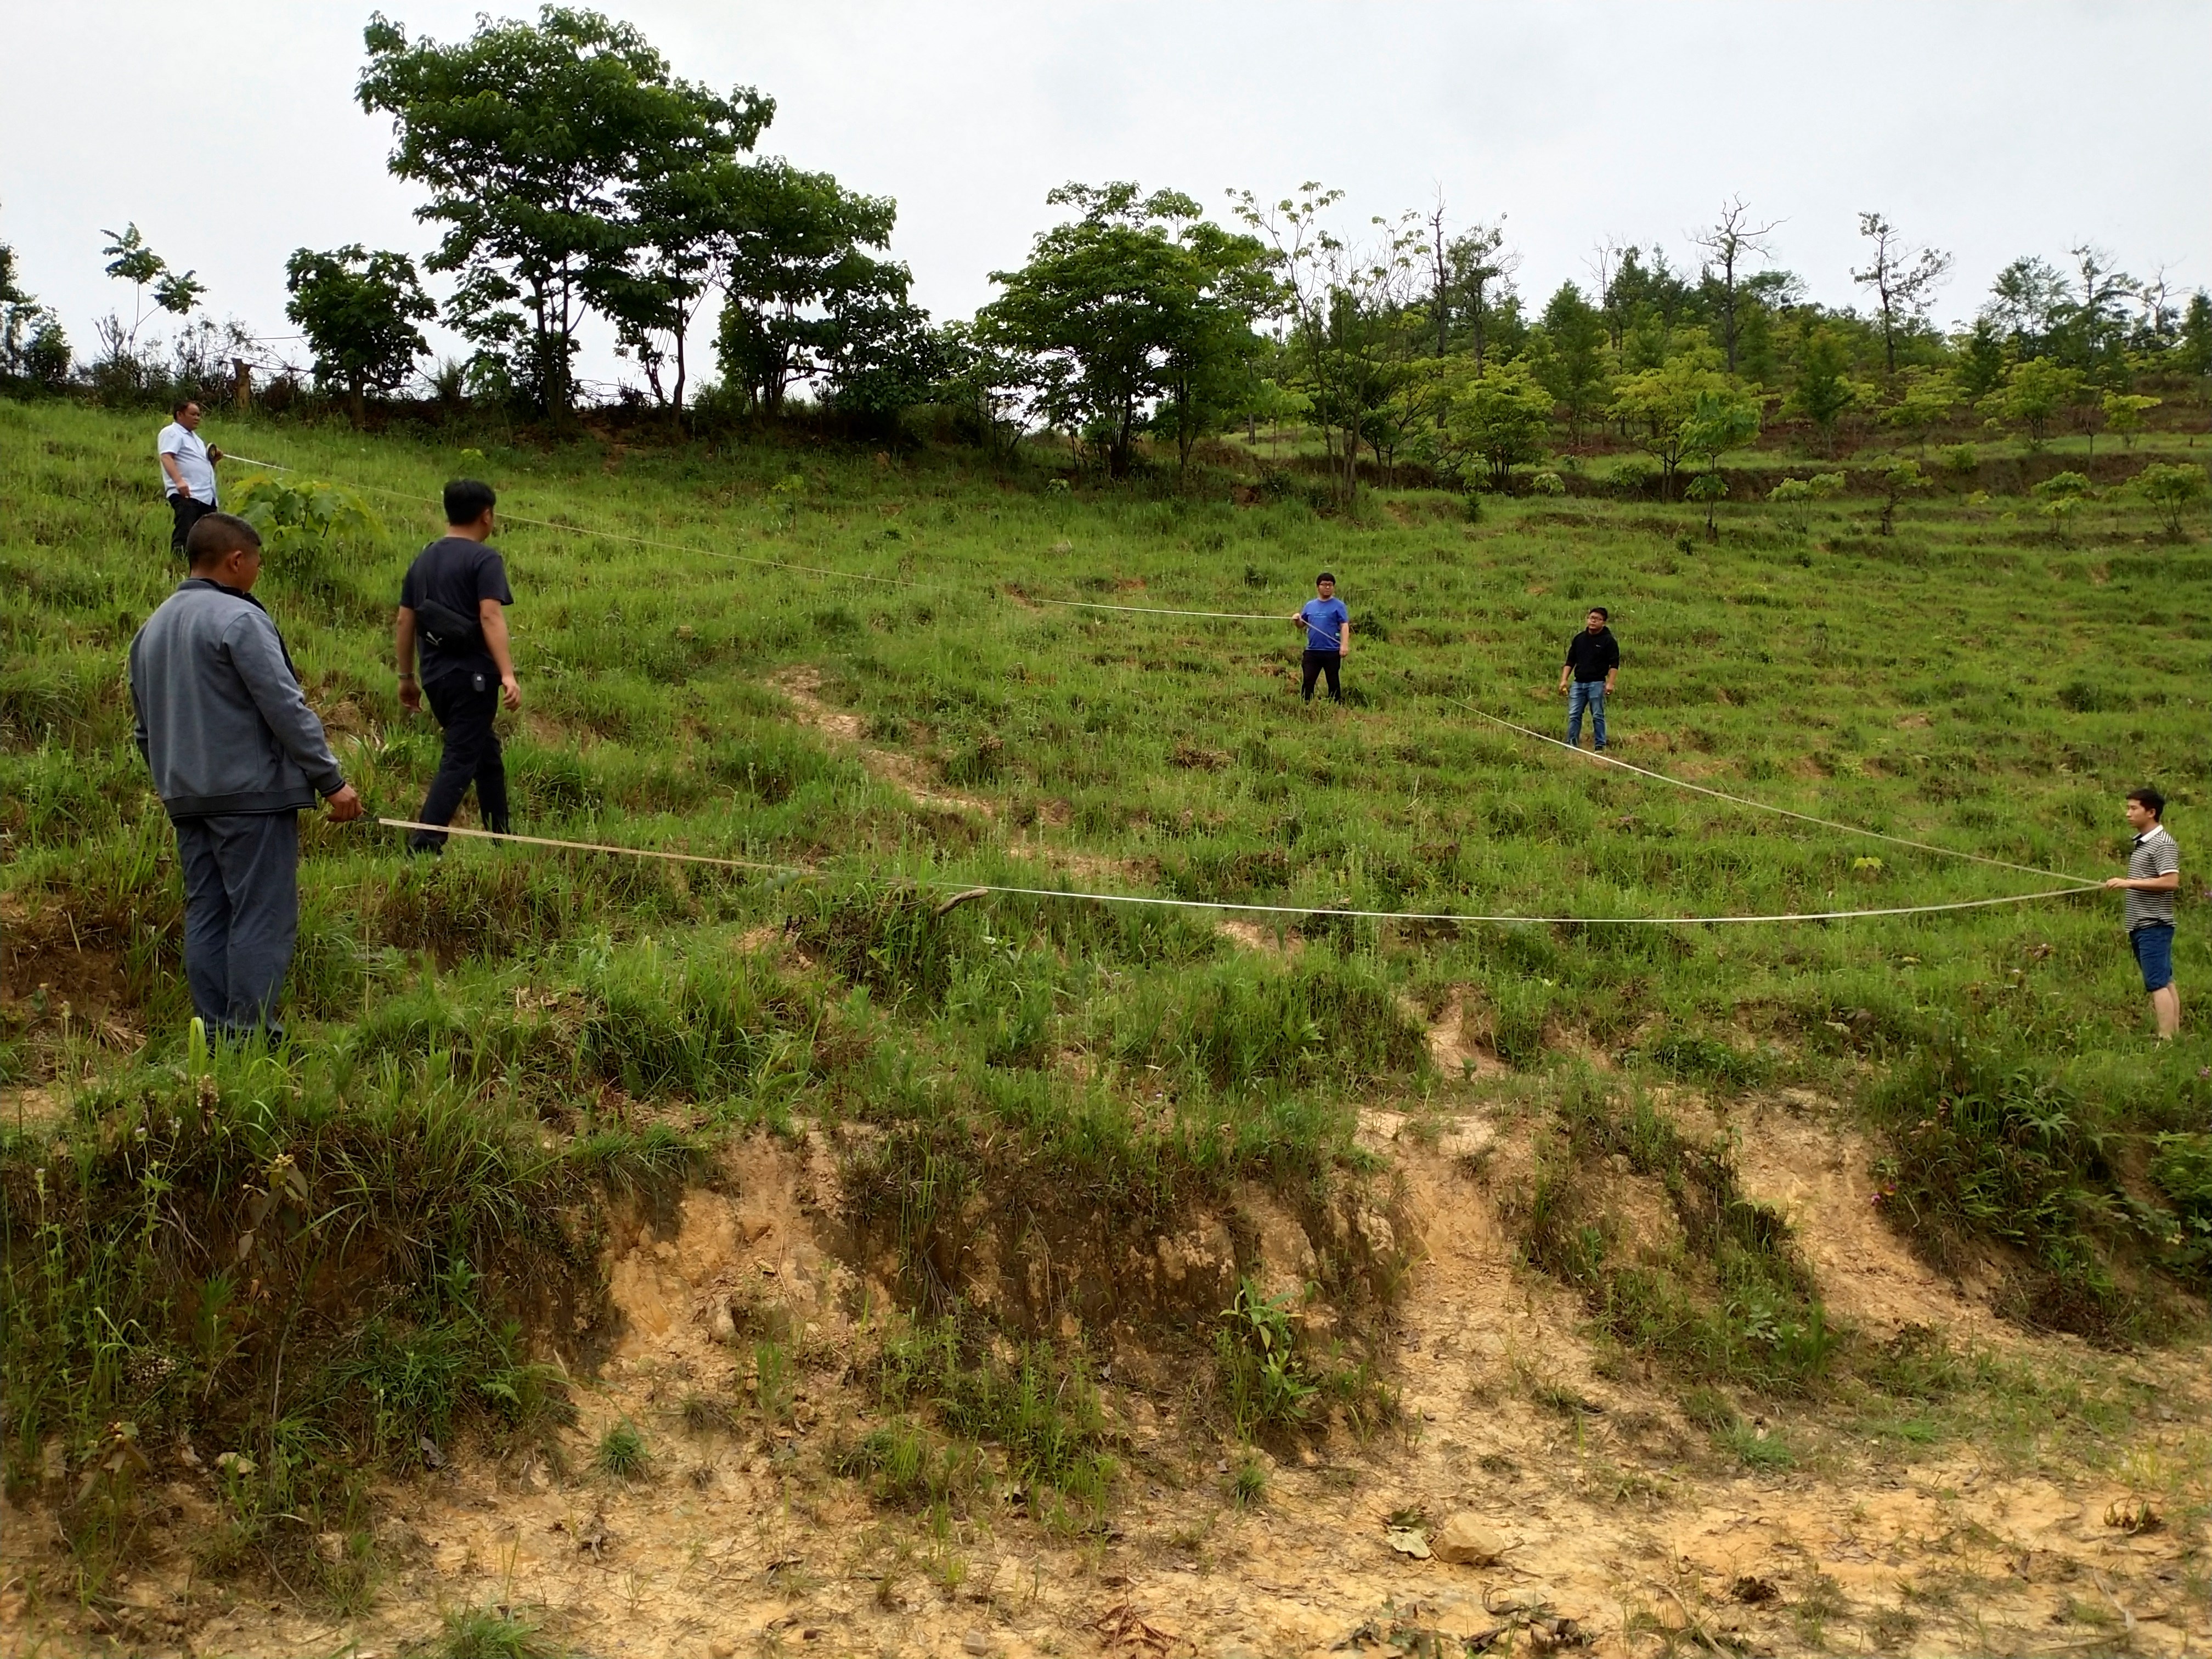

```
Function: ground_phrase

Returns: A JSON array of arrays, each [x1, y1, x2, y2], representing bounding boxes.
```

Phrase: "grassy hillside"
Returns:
[[4, 399, 2211, 1610]]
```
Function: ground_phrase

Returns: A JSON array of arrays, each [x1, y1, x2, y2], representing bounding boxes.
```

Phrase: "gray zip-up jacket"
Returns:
[[129, 578, 346, 819]]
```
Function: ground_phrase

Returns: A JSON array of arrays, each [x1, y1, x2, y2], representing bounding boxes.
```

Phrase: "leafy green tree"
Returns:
[[986, 182, 1271, 479], [1602, 244, 1701, 356], [1244, 376, 1314, 459], [99, 223, 202, 353], [1532, 281, 1609, 444], [1768, 476, 1814, 532], [931, 319, 1031, 454], [713, 161, 907, 417], [284, 245, 437, 424], [1881, 369, 1955, 455], [2131, 462, 2207, 539], [0, 215, 69, 391], [1447, 359, 1554, 490], [1955, 317, 2008, 400], [1982, 256, 2070, 356], [1685, 470, 1729, 539], [1876, 459, 1927, 536], [596, 145, 764, 417], [1786, 326, 1864, 455], [2059, 243, 2137, 385], [2100, 391, 2159, 450], [1152, 218, 1277, 472], [1232, 184, 1420, 501], [359, 7, 770, 419], [1442, 219, 1516, 370], [1682, 387, 1760, 473], [2032, 470, 2091, 540], [1608, 348, 1733, 498], [1850, 212, 1952, 374], [1979, 357, 2083, 450], [2179, 292, 2212, 376]]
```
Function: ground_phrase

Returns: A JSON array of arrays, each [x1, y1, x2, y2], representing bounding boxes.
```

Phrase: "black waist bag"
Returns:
[[413, 597, 482, 651]]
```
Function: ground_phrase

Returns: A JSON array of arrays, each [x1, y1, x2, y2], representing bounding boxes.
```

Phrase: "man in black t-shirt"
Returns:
[[395, 479, 519, 853], [1557, 606, 1621, 751]]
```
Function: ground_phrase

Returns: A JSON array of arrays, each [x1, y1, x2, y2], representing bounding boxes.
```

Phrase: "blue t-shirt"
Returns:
[[1299, 596, 1347, 652]]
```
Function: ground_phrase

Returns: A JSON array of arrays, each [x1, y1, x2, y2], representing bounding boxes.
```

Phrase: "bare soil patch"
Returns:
[[8, 1115, 2209, 1658], [774, 665, 996, 816]]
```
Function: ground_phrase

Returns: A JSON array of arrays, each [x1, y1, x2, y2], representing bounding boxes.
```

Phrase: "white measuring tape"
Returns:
[[377, 820, 2090, 928]]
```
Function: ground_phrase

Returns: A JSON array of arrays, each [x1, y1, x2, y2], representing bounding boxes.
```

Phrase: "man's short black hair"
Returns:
[[1316, 571, 1336, 585], [185, 512, 262, 567], [444, 478, 497, 526], [2129, 786, 2166, 821], [172, 397, 198, 417], [1588, 606, 1610, 620]]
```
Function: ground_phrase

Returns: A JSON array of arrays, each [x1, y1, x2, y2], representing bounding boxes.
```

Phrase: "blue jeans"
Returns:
[[174, 810, 300, 1038], [1567, 681, 1608, 750]]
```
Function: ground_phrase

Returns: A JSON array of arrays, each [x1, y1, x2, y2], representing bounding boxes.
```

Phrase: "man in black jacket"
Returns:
[[1558, 607, 1621, 751], [394, 479, 520, 853], [129, 512, 363, 1037]]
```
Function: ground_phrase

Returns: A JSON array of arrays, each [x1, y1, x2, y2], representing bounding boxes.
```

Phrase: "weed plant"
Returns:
[[1512, 1072, 1840, 1392], [857, 1315, 1117, 1527]]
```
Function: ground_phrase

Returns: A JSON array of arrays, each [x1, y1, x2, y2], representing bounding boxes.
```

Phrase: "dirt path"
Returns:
[[8, 1109, 2208, 1658], [774, 665, 996, 817]]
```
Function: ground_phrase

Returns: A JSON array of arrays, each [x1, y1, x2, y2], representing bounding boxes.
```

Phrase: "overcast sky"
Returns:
[[8, 1, 2209, 396]]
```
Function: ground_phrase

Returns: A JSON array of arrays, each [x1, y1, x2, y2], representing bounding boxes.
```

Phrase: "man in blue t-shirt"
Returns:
[[1292, 572, 1351, 703], [394, 479, 520, 853]]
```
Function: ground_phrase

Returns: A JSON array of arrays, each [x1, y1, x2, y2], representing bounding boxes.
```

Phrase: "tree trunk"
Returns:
[[672, 328, 689, 429]]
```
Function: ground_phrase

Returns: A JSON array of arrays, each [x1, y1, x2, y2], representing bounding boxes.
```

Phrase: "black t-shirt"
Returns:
[[400, 536, 514, 682], [1564, 626, 1621, 682]]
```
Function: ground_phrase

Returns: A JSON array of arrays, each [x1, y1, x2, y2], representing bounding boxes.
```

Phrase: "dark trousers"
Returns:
[[412, 670, 510, 850], [170, 494, 216, 553], [1301, 649, 1342, 703], [174, 810, 300, 1039]]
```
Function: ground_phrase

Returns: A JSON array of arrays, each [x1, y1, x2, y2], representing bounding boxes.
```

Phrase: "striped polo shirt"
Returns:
[[2126, 824, 2180, 932]]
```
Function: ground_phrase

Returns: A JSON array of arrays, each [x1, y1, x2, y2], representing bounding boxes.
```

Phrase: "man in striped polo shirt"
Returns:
[[2105, 786, 2180, 1039]]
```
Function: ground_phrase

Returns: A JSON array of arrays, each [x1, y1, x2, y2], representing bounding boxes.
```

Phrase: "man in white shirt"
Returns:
[[157, 399, 224, 553]]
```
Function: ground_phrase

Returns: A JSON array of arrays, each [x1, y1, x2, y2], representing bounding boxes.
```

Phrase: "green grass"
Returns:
[[437, 1605, 560, 1659], [594, 1418, 650, 1481], [3, 394, 2211, 1577]]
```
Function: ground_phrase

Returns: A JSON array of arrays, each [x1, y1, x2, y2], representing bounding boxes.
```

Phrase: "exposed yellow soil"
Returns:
[[5, 1105, 2208, 1658]]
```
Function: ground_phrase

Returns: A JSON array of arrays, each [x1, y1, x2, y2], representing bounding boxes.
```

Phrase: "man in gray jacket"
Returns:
[[129, 512, 363, 1039]]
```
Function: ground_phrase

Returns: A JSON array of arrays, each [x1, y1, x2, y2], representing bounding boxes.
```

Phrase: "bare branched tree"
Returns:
[[1690, 196, 1781, 375], [1850, 212, 1953, 375]]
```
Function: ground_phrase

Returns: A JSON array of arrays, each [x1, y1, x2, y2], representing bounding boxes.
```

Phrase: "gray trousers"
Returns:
[[173, 810, 300, 1038]]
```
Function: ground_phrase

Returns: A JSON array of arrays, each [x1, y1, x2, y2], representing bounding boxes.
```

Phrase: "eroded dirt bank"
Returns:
[[4, 1094, 2207, 1659]]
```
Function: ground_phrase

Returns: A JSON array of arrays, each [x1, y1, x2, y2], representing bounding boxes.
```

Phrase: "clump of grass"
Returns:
[[679, 1392, 736, 1434], [751, 1339, 795, 1422], [830, 1418, 988, 1509], [1677, 1386, 1792, 1469], [863, 1318, 1116, 1526], [1509, 1071, 1840, 1394], [1866, 1030, 2170, 1345], [438, 1605, 558, 1659], [594, 1419, 650, 1482], [1228, 1453, 1269, 1508]]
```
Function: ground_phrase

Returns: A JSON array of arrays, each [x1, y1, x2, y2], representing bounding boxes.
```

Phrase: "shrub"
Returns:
[[2132, 462, 2208, 539]]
